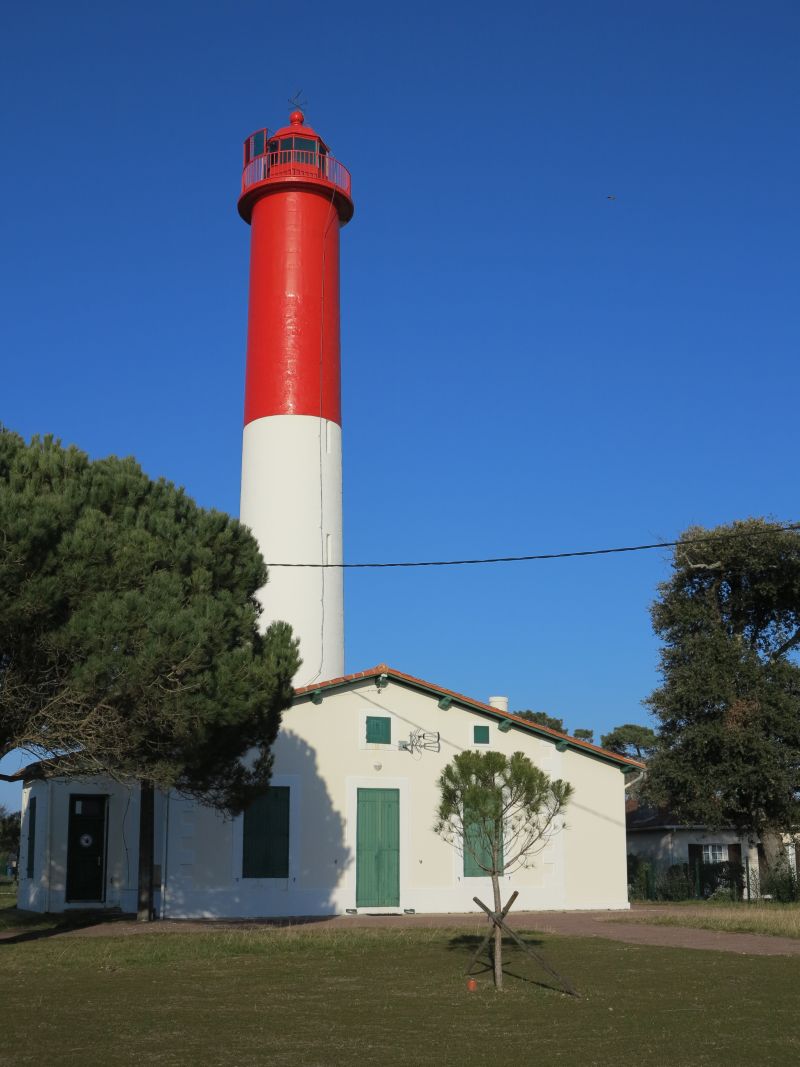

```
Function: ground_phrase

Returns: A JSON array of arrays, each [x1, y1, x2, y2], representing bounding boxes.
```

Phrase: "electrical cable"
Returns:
[[264, 522, 800, 569]]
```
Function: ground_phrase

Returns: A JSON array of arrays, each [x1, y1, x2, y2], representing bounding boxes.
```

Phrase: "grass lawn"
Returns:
[[0, 880, 63, 933], [625, 901, 800, 940], [1, 927, 799, 1066]]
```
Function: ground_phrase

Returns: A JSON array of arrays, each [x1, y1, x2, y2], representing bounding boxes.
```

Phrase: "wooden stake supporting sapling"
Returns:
[[469, 893, 579, 998], [434, 748, 574, 990]]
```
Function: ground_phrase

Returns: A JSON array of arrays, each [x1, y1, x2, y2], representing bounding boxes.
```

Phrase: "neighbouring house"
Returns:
[[16, 665, 643, 918], [626, 797, 752, 868], [626, 798, 800, 901], [626, 797, 758, 876]]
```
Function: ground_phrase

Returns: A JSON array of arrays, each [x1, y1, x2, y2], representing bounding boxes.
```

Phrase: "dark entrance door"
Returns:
[[66, 794, 108, 902]]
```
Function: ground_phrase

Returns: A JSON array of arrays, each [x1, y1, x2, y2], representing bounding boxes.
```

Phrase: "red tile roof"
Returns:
[[294, 664, 645, 770]]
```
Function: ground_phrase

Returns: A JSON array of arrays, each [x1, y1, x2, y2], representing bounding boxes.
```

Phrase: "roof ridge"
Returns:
[[294, 664, 645, 770]]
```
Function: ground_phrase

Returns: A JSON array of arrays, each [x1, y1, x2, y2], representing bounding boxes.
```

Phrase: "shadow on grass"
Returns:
[[447, 933, 565, 994], [0, 908, 132, 946], [0, 909, 346, 945]]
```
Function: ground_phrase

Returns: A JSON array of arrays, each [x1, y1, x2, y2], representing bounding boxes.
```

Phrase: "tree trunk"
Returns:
[[137, 779, 155, 922], [761, 829, 785, 871], [491, 872, 503, 990]]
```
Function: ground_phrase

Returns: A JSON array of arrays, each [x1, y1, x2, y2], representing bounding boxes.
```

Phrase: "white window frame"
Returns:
[[702, 843, 728, 864]]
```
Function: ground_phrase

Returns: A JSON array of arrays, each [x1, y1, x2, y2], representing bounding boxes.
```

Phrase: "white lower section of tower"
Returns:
[[240, 415, 344, 688]]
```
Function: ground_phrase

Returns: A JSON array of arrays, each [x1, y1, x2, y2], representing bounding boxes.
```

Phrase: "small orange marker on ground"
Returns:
[[466, 978, 478, 992]]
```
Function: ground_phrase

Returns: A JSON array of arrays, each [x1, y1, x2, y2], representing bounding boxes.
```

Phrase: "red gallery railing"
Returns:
[[242, 150, 352, 199]]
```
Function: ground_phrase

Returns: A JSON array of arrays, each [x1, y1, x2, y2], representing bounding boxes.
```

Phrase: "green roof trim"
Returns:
[[293, 666, 645, 772]]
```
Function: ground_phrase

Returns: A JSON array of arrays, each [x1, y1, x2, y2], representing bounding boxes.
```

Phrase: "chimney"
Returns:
[[488, 695, 509, 713]]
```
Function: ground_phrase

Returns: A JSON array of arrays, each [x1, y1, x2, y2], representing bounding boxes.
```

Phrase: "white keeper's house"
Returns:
[[15, 108, 642, 918], [16, 666, 641, 918]]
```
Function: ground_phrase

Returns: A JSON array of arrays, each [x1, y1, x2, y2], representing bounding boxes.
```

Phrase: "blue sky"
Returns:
[[2, 1, 798, 809]]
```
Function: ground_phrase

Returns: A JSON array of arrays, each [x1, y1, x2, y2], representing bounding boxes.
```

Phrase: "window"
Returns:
[[252, 130, 266, 157], [267, 137, 293, 162], [463, 812, 504, 877], [242, 787, 290, 878], [366, 716, 391, 745], [473, 725, 490, 745], [293, 137, 317, 154], [26, 796, 37, 879], [702, 843, 728, 865]]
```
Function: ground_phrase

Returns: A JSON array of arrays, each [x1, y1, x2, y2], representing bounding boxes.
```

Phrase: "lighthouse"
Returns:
[[238, 110, 354, 687]]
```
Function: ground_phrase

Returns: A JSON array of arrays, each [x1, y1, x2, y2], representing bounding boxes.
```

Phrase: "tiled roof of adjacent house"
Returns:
[[294, 664, 646, 771], [625, 797, 726, 831]]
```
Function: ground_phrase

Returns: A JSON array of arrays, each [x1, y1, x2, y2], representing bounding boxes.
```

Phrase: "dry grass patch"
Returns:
[[619, 903, 800, 939]]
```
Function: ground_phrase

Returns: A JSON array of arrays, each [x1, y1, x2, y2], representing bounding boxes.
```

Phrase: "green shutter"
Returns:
[[26, 797, 37, 879], [243, 787, 290, 878], [366, 716, 391, 744], [473, 725, 490, 744], [463, 812, 504, 877]]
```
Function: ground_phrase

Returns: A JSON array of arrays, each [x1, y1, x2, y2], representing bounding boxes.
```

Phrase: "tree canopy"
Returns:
[[600, 724, 657, 762], [0, 429, 299, 814], [515, 710, 566, 732], [434, 749, 572, 987], [0, 805, 20, 856], [643, 519, 800, 847], [514, 710, 593, 742]]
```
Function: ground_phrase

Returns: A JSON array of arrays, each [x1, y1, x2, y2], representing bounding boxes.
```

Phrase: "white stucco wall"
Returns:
[[162, 677, 631, 918]]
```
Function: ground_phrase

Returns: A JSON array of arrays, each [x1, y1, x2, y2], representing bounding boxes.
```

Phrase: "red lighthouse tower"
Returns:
[[238, 110, 353, 686]]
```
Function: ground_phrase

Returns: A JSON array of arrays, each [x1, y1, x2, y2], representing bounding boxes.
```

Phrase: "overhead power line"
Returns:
[[267, 522, 800, 569]]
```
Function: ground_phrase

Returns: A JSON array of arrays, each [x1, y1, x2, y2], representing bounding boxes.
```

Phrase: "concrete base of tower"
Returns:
[[240, 414, 344, 688]]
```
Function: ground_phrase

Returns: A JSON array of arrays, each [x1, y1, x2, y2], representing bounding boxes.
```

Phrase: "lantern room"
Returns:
[[238, 109, 353, 225]]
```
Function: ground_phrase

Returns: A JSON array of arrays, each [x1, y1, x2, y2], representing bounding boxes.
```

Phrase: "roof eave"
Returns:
[[294, 665, 645, 772]]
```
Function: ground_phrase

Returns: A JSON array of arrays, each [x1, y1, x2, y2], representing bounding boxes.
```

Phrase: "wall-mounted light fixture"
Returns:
[[376, 673, 388, 691], [555, 741, 569, 752], [437, 696, 452, 710], [311, 689, 323, 705], [498, 720, 512, 733]]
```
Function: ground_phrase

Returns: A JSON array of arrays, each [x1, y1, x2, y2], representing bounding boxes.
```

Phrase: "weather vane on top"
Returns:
[[288, 90, 308, 112]]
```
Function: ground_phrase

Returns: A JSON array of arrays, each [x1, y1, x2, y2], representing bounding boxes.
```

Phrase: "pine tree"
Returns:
[[0, 429, 300, 914], [600, 724, 657, 761], [514, 710, 566, 732], [434, 750, 572, 988]]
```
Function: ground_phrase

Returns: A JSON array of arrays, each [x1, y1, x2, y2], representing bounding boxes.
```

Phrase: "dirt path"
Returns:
[[4, 905, 800, 957]]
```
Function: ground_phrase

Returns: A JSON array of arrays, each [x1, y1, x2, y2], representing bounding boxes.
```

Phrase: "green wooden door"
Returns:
[[356, 788, 400, 907]]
